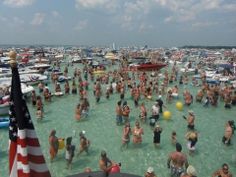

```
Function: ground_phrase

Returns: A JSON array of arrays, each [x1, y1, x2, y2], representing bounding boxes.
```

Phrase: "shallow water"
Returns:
[[0, 62, 236, 177]]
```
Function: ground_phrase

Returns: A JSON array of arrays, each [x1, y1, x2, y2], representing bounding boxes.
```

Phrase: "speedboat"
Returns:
[[180, 68, 196, 74], [130, 62, 167, 71], [0, 81, 34, 98], [20, 74, 48, 85], [31, 64, 51, 70]]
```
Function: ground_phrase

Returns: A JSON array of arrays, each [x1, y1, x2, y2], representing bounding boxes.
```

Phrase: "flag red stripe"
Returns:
[[17, 137, 40, 147], [9, 141, 17, 174], [17, 153, 46, 164], [18, 169, 51, 177]]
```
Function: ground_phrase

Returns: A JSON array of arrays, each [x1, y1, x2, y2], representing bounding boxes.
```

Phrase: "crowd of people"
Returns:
[[28, 60, 236, 176]]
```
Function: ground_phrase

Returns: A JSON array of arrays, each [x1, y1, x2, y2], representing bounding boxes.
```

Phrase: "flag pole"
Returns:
[[9, 50, 17, 68]]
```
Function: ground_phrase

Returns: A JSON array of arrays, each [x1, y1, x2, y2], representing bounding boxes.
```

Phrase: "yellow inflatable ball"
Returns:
[[163, 111, 171, 120], [176, 101, 183, 111], [58, 138, 65, 150]]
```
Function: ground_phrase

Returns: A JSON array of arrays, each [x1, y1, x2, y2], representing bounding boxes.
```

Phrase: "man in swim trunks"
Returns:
[[99, 151, 114, 176], [167, 143, 189, 177], [212, 163, 233, 177]]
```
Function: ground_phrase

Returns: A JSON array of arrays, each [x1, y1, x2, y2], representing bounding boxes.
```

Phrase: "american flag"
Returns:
[[9, 65, 51, 177]]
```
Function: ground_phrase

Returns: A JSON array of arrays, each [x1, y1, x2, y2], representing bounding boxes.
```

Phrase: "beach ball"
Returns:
[[58, 138, 65, 150], [176, 101, 183, 111], [110, 164, 121, 173], [163, 111, 171, 120]]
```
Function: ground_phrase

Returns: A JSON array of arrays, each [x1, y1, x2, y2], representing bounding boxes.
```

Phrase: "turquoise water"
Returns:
[[0, 62, 236, 177]]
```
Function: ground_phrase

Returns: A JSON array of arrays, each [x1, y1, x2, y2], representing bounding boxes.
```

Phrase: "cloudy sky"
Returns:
[[0, 0, 235, 47]]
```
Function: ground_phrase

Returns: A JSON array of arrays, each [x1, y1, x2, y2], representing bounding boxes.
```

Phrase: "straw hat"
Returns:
[[147, 167, 154, 173], [187, 165, 197, 176], [188, 110, 194, 115], [189, 132, 197, 139], [155, 124, 160, 128]]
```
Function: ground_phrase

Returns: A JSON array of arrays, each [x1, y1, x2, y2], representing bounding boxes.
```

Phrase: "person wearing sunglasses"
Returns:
[[212, 163, 232, 177]]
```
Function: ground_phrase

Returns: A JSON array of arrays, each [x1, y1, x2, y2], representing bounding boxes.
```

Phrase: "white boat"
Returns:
[[180, 68, 195, 74], [31, 64, 51, 70], [0, 103, 9, 116], [20, 74, 48, 85], [71, 56, 82, 63], [0, 81, 34, 98]]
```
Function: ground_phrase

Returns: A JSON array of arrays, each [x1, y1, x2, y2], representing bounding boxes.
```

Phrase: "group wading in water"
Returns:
[[22, 56, 236, 176]]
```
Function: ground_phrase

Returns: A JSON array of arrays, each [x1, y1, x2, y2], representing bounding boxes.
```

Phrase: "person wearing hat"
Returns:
[[183, 110, 195, 130], [181, 165, 197, 177], [167, 143, 189, 177], [145, 167, 157, 177], [153, 124, 163, 148], [185, 131, 198, 155]]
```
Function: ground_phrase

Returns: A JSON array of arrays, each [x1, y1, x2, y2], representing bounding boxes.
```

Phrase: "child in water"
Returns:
[[36, 107, 43, 121], [171, 131, 177, 145]]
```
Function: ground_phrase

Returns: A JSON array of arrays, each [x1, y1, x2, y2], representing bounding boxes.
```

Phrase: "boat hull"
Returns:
[[0, 103, 10, 116], [135, 63, 167, 71], [0, 117, 10, 128]]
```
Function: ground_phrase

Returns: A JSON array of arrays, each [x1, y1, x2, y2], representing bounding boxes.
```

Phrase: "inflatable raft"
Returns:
[[0, 117, 10, 128]]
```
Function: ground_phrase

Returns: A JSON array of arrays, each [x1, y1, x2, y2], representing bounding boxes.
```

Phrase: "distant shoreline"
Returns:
[[0, 44, 236, 49]]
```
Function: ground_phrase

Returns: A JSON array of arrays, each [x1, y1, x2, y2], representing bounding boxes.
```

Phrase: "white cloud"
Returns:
[[75, 0, 109, 9], [124, 1, 152, 15], [0, 16, 7, 22], [192, 21, 218, 28], [155, 0, 227, 23], [13, 17, 25, 24], [222, 3, 236, 12], [139, 23, 153, 32], [74, 20, 88, 31], [31, 13, 45, 26], [120, 15, 134, 31], [3, 0, 34, 8], [51, 11, 59, 18]]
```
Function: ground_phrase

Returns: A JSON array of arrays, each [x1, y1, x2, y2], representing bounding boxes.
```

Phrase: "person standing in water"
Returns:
[[65, 137, 75, 170], [183, 110, 195, 130], [153, 124, 162, 148], [212, 163, 233, 177], [121, 122, 132, 150], [222, 121, 233, 145], [167, 143, 189, 177], [116, 100, 123, 125], [49, 129, 59, 162], [132, 121, 144, 144], [99, 151, 114, 176], [77, 131, 90, 156]]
